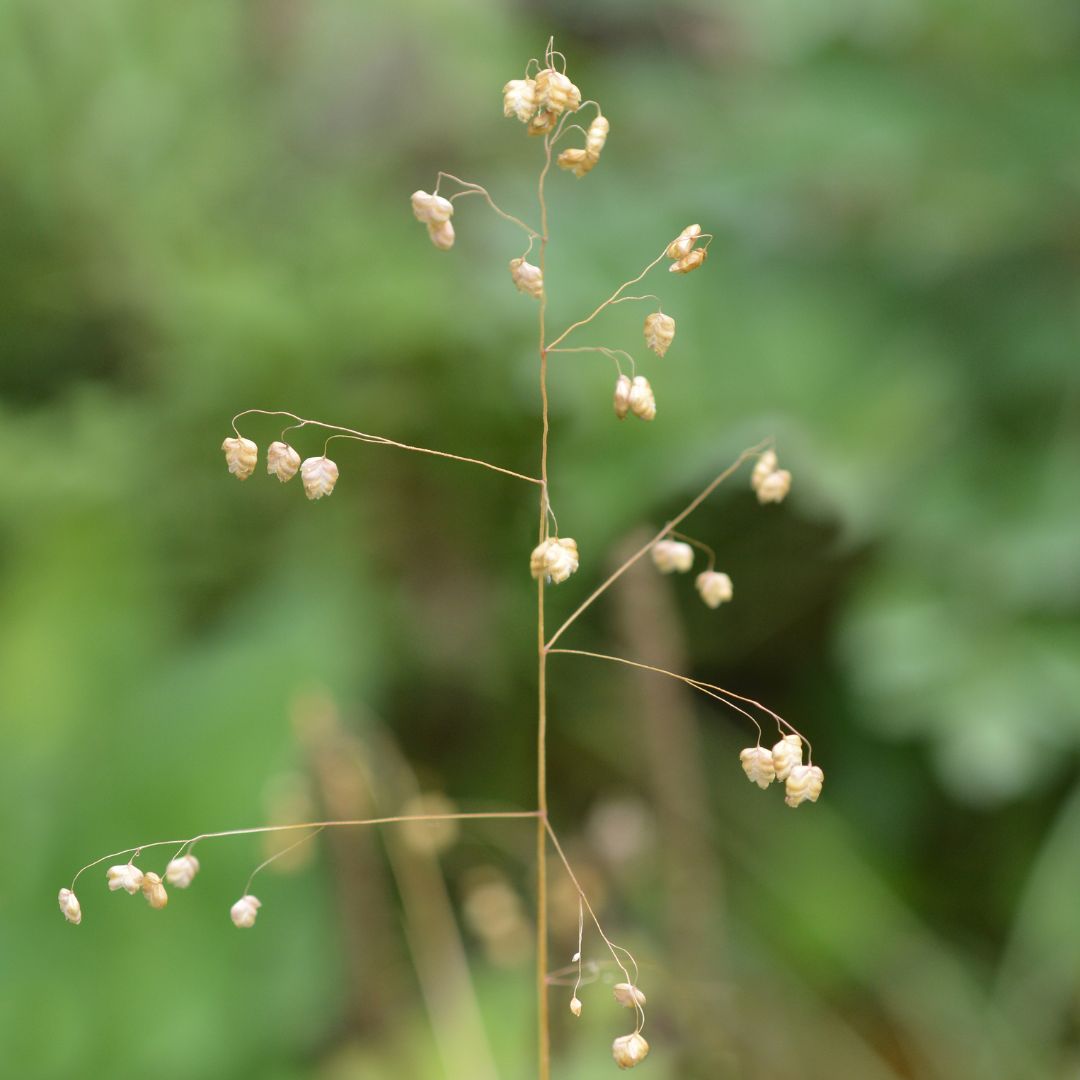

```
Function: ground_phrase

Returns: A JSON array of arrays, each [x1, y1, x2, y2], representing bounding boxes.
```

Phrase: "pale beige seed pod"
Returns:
[[527, 109, 559, 137], [410, 190, 453, 225], [628, 375, 656, 421], [751, 450, 778, 493], [651, 539, 694, 574], [165, 854, 200, 889], [643, 312, 676, 357], [756, 468, 792, 505], [696, 570, 733, 609], [612, 1033, 650, 1069], [427, 219, 455, 251], [785, 763, 824, 808], [509, 257, 544, 299], [557, 147, 594, 178], [585, 114, 609, 159], [670, 247, 708, 274], [222, 436, 258, 481], [544, 537, 580, 584], [502, 77, 537, 122], [570, 996, 582, 1017], [534, 68, 579, 115], [666, 223, 702, 260], [739, 746, 776, 789], [266, 441, 301, 483], [613, 983, 647, 1009], [300, 456, 339, 500], [613, 373, 632, 419], [58, 887, 82, 925], [770, 733, 803, 781], [107, 863, 145, 895], [230, 894, 261, 928], [141, 872, 168, 910]]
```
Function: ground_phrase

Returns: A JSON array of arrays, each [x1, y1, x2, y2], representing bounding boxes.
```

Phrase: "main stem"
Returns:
[[536, 135, 554, 1080]]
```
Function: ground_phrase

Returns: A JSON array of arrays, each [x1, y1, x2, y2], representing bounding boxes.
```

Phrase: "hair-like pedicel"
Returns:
[[61, 38, 819, 1078]]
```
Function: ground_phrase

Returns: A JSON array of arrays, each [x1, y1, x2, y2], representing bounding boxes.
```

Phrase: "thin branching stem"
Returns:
[[545, 440, 772, 649]]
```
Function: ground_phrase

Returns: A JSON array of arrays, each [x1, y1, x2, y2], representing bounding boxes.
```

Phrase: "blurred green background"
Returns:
[[3, 0, 1079, 1077]]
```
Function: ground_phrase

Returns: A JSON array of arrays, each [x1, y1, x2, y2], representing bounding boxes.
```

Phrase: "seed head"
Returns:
[[300, 456, 339, 500], [696, 570, 733, 609], [528, 109, 560, 137], [770, 734, 803, 782], [267, 441, 301, 483], [106, 863, 145, 895], [58, 888, 82, 925], [534, 68, 580, 115], [666, 224, 701, 260], [612, 1032, 650, 1069], [509, 257, 544, 299], [628, 375, 656, 421], [222, 437, 258, 481], [739, 746, 775, 789], [613, 374, 632, 419], [643, 312, 676, 357], [585, 114, 609, 159], [410, 190, 453, 225], [569, 996, 582, 1017], [613, 982, 647, 1009], [751, 450, 778, 492], [785, 763, 824, 807], [651, 539, 694, 574], [230, 894, 262, 928], [670, 247, 707, 274], [502, 78, 537, 122], [530, 537, 580, 585], [165, 854, 200, 889], [141, 872, 168, 910], [557, 147, 593, 178]]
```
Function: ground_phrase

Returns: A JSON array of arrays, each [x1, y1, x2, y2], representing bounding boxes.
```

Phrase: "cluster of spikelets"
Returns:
[[57, 854, 265, 929], [751, 449, 791, 505], [666, 223, 707, 275], [740, 733, 824, 808], [651, 539, 733, 610], [567, 975, 650, 1069], [222, 437, 339, 500]]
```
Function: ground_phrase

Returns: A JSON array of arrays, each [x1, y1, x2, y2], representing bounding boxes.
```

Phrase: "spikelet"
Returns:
[[410, 190, 453, 225], [528, 109, 559, 137], [427, 219, 455, 251], [557, 148, 593, 178], [613, 983, 647, 1009], [696, 570, 733, 608], [643, 312, 676, 357], [670, 247, 707, 274], [502, 78, 537, 122], [141, 872, 168, 910], [739, 746, 775, 789], [612, 1033, 650, 1069], [106, 864, 145, 895], [651, 539, 694, 574], [530, 537, 580, 585], [230, 894, 261, 928], [613, 374, 632, 419], [222, 437, 258, 480], [628, 376, 656, 421], [666, 224, 701, 260], [58, 888, 82, 925], [267, 441, 301, 483], [585, 115, 609, 159], [300, 456, 339, 500], [785, 763, 824, 807], [757, 469, 792, 504], [165, 854, 200, 889], [509, 257, 544, 299], [534, 68, 580, 115], [770, 734, 803, 781]]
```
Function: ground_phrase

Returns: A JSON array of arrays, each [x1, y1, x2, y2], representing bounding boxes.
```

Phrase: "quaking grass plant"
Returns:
[[58, 39, 821, 1077]]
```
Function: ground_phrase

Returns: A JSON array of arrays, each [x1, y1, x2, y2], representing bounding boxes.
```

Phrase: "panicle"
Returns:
[[509, 257, 544, 299], [651, 539, 693, 574], [695, 570, 733, 608], [222, 437, 258, 480], [165, 854, 200, 889], [628, 376, 656, 421], [107, 863, 145, 895], [300, 456, 339, 500], [643, 312, 675, 357], [267, 441, 301, 483], [739, 746, 775, 789]]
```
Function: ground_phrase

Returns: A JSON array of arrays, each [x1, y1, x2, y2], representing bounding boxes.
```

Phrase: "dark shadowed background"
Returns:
[[3, 1, 1079, 1077]]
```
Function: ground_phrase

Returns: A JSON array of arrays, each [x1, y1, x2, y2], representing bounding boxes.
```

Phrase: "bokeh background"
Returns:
[[3, 0, 1079, 1077]]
